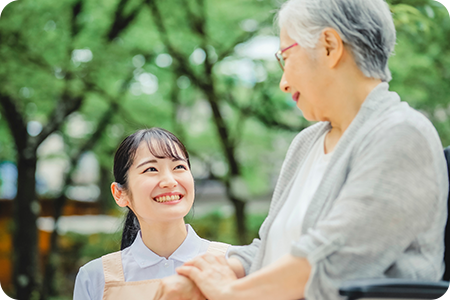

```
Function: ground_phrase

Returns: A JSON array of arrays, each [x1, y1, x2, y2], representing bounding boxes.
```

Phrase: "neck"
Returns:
[[139, 219, 188, 259], [326, 75, 382, 136], [321, 72, 382, 154]]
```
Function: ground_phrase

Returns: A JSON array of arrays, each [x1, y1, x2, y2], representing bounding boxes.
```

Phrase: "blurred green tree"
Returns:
[[0, 0, 448, 299]]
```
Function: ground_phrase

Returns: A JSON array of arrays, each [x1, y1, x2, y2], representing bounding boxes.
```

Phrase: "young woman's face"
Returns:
[[122, 142, 194, 225]]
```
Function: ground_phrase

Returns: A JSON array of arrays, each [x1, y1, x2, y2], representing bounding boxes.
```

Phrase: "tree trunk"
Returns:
[[40, 193, 65, 300], [13, 153, 39, 300], [229, 196, 248, 244], [99, 165, 114, 213]]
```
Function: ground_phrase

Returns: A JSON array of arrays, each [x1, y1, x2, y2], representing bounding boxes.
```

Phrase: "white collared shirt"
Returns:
[[73, 224, 210, 300]]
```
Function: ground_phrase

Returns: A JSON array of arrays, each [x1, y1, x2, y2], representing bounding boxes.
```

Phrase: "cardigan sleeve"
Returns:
[[228, 239, 261, 275], [290, 123, 447, 299]]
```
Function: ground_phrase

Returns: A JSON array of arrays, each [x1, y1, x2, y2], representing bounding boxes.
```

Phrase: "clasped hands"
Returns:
[[154, 254, 238, 300]]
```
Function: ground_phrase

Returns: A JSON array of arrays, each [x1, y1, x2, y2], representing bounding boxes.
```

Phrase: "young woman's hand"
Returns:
[[176, 253, 238, 300], [154, 274, 205, 300]]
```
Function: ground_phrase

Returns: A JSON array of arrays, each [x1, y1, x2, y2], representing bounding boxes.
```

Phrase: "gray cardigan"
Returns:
[[229, 83, 448, 299]]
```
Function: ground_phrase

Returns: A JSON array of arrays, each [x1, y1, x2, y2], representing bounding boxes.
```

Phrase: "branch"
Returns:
[[33, 87, 83, 149], [223, 90, 305, 132], [215, 15, 274, 62], [107, 0, 145, 41], [146, 0, 203, 85], [71, 0, 84, 37], [179, 0, 205, 37], [3, 30, 53, 72]]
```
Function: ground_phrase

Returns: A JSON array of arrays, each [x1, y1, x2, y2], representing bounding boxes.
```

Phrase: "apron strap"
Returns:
[[206, 241, 230, 256], [102, 251, 125, 283]]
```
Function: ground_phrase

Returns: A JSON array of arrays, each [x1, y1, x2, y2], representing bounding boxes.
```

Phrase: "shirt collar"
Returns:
[[130, 224, 203, 268], [130, 231, 165, 268], [169, 224, 203, 262]]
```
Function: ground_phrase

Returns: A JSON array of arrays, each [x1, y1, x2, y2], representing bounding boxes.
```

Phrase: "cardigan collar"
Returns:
[[266, 82, 400, 235], [300, 82, 400, 232], [253, 82, 400, 272]]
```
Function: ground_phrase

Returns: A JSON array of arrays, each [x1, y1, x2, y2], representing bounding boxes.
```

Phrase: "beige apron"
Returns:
[[101, 241, 230, 300]]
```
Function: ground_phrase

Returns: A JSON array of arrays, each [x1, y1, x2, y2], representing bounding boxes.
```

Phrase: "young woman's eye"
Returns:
[[175, 164, 187, 170], [144, 167, 158, 172]]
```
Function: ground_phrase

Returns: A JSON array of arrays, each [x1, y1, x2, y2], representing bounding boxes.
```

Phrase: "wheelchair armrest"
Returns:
[[339, 278, 449, 299]]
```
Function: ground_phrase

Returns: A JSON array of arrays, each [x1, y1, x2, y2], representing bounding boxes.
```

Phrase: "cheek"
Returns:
[[182, 174, 195, 194], [285, 66, 308, 91]]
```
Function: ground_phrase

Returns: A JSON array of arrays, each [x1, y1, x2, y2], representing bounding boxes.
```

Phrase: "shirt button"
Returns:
[[164, 262, 168, 267]]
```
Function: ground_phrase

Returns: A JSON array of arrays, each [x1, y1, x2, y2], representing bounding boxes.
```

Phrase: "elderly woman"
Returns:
[[161, 0, 449, 299]]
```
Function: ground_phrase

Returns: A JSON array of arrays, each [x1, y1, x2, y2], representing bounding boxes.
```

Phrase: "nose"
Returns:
[[279, 73, 290, 93], [159, 172, 178, 189]]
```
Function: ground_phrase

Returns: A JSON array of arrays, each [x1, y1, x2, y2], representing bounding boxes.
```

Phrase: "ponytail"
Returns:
[[121, 209, 140, 250]]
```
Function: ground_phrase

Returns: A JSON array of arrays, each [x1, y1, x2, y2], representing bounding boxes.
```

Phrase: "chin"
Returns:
[[300, 110, 315, 121]]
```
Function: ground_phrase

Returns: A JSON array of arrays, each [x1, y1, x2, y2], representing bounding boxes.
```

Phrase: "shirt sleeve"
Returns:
[[290, 123, 447, 298], [73, 267, 93, 300], [73, 259, 105, 300]]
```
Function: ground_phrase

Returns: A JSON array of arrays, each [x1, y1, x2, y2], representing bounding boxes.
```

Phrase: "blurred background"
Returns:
[[0, 0, 448, 299]]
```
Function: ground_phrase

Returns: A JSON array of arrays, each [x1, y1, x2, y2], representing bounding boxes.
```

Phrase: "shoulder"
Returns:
[[73, 257, 105, 300], [354, 103, 447, 189], [185, 225, 230, 256], [366, 103, 442, 152], [79, 257, 104, 279]]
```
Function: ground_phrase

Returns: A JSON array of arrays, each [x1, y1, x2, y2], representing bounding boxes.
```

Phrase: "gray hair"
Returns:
[[276, 0, 396, 82]]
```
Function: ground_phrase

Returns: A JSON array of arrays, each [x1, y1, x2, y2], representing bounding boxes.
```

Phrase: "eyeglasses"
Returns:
[[275, 42, 298, 71]]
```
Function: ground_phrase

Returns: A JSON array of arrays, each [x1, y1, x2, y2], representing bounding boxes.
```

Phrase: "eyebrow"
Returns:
[[136, 158, 187, 169]]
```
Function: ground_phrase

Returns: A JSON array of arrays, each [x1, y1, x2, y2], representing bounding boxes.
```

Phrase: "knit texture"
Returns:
[[228, 82, 448, 300]]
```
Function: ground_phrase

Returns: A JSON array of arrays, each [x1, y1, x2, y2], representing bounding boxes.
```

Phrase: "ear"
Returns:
[[319, 28, 344, 69], [111, 182, 130, 207]]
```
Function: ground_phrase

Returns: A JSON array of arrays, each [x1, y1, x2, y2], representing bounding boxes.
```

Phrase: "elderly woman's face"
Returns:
[[279, 28, 329, 121]]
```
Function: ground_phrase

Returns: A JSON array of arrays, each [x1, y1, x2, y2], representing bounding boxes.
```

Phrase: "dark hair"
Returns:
[[113, 128, 190, 250]]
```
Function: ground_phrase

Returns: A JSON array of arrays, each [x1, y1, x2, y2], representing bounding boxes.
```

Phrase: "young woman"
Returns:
[[73, 128, 228, 300]]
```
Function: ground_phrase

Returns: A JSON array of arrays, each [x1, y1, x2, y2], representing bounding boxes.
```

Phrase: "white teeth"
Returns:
[[155, 195, 181, 202]]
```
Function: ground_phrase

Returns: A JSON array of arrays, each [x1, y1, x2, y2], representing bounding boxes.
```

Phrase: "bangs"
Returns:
[[140, 129, 189, 166]]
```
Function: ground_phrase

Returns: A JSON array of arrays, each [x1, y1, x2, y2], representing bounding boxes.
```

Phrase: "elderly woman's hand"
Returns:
[[176, 253, 238, 300], [154, 274, 206, 300]]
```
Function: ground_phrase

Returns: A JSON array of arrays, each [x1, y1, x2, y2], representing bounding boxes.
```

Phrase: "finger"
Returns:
[[216, 254, 228, 265], [187, 256, 213, 270], [183, 259, 196, 266], [202, 253, 219, 264], [183, 255, 206, 267], [176, 265, 202, 282]]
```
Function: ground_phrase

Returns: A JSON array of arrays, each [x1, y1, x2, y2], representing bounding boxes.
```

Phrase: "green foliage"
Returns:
[[187, 210, 267, 244], [389, 0, 450, 146], [1, 0, 450, 297]]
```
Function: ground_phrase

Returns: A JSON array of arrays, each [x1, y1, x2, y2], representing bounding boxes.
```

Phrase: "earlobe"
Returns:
[[111, 182, 129, 207]]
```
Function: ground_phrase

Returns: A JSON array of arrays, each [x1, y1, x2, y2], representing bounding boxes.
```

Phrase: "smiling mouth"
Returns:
[[292, 92, 300, 102], [154, 194, 182, 203]]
